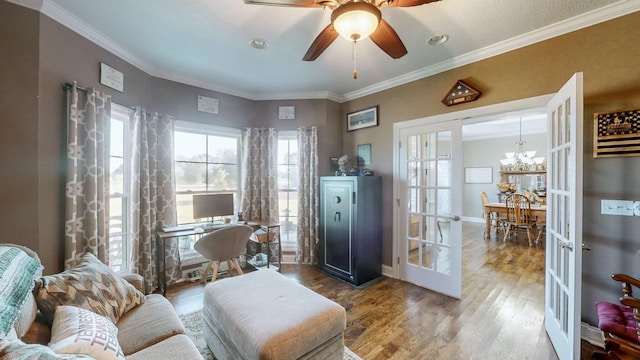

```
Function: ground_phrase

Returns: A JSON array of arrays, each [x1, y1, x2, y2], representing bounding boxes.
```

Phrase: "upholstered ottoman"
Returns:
[[202, 270, 346, 360]]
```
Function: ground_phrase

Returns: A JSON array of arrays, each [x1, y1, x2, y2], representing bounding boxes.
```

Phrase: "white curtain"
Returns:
[[241, 128, 279, 223], [129, 108, 178, 293], [296, 127, 319, 264], [64, 82, 111, 269]]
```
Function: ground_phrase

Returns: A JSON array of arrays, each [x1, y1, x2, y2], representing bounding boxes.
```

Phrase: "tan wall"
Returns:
[[340, 11, 640, 324], [2, 0, 639, 325], [1, 1, 341, 273], [0, 3, 43, 265]]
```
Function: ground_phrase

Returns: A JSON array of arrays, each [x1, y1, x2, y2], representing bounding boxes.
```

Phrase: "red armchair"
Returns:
[[596, 273, 640, 359]]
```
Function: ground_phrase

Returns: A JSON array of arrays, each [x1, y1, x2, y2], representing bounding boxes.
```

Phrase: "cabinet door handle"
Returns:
[[334, 212, 341, 222]]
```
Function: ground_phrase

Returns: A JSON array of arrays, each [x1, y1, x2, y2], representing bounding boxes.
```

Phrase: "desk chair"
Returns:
[[503, 193, 538, 245], [194, 225, 254, 284]]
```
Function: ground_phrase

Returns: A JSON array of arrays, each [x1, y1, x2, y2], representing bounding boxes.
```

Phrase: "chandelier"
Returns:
[[500, 117, 546, 171]]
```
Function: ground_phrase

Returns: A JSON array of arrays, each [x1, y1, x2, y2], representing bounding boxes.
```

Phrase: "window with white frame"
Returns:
[[108, 104, 131, 272], [173, 121, 242, 263], [277, 132, 298, 250], [173, 121, 242, 224]]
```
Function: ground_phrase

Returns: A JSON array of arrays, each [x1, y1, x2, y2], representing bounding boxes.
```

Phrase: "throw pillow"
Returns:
[[0, 245, 43, 338], [33, 253, 144, 324], [49, 306, 125, 360], [0, 338, 96, 360]]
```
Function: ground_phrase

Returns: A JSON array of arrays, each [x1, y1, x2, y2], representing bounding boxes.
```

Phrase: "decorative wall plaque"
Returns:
[[441, 80, 481, 106], [593, 107, 640, 158], [99, 62, 124, 92], [278, 106, 295, 120]]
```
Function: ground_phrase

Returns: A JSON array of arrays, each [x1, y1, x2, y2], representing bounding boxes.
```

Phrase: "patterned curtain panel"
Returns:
[[296, 127, 319, 264], [241, 128, 279, 223], [129, 108, 178, 293], [64, 82, 111, 269]]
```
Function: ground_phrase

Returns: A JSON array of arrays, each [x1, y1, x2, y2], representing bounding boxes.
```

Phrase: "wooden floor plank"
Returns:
[[166, 221, 602, 359]]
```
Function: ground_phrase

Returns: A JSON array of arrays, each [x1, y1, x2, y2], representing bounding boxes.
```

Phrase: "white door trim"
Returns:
[[392, 94, 553, 279]]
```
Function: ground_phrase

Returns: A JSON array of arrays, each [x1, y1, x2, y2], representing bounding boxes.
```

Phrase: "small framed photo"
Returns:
[[347, 106, 378, 131], [357, 144, 371, 166], [329, 157, 339, 173]]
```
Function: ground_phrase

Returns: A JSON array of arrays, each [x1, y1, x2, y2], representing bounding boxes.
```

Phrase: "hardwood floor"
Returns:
[[167, 221, 602, 359]]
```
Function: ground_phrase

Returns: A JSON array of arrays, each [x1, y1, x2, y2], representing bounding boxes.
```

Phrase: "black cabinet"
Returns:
[[319, 176, 382, 286]]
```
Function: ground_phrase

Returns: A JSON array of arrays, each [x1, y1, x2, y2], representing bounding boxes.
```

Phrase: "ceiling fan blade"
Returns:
[[243, 0, 325, 8], [369, 19, 408, 59], [302, 24, 339, 61], [384, 0, 439, 7]]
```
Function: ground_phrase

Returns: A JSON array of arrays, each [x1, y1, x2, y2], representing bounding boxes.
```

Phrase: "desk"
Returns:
[[155, 222, 280, 296], [483, 202, 546, 238]]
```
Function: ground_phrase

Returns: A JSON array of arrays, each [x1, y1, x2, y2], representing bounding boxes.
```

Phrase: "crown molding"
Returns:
[[6, 0, 42, 11], [13, 0, 640, 103], [342, 1, 640, 102]]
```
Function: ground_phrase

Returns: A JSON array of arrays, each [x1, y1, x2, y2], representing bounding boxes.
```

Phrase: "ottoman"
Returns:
[[202, 270, 346, 360]]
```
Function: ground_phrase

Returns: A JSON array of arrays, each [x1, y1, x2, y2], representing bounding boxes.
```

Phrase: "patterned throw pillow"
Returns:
[[49, 306, 125, 360], [34, 253, 145, 324], [0, 246, 43, 338]]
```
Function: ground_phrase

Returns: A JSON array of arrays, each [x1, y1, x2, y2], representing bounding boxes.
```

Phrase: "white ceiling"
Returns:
[[12, 0, 640, 101]]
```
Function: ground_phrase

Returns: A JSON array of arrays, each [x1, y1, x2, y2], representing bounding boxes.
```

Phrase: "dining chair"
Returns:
[[481, 191, 506, 237], [503, 193, 538, 245]]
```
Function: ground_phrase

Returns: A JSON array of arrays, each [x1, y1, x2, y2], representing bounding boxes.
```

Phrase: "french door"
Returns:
[[544, 73, 584, 360], [396, 120, 463, 298]]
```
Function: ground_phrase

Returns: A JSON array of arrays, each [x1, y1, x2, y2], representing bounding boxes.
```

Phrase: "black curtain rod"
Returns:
[[63, 82, 138, 112], [63, 82, 87, 92]]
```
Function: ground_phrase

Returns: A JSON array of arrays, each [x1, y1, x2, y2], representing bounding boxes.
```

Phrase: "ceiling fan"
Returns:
[[244, 0, 440, 62]]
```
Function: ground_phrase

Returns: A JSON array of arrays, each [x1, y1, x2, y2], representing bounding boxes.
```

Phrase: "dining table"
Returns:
[[483, 202, 547, 238]]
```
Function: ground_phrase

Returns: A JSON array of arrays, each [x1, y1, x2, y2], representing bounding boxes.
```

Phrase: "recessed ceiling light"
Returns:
[[428, 34, 449, 46], [249, 38, 269, 50]]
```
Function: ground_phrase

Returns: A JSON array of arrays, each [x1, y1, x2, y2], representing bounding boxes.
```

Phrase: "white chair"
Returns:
[[194, 225, 254, 284]]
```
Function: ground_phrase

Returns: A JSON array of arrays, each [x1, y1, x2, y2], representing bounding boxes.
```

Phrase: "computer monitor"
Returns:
[[192, 193, 234, 221]]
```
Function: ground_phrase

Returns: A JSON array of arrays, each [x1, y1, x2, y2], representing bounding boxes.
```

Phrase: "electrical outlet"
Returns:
[[601, 199, 634, 216]]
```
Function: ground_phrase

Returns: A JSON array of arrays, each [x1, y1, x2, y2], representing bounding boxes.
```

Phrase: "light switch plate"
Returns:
[[601, 199, 634, 216]]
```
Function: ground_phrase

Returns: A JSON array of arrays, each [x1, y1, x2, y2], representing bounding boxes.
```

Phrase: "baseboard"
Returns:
[[382, 264, 393, 278], [581, 322, 605, 348]]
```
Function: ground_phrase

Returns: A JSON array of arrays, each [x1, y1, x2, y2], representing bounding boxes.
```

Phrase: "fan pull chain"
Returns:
[[352, 40, 358, 79]]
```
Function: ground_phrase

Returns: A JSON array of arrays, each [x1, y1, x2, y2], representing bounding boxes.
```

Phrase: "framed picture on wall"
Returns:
[[357, 144, 371, 166], [347, 106, 378, 131], [464, 167, 493, 184]]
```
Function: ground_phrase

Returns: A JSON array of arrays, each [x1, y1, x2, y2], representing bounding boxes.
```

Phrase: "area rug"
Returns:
[[179, 310, 362, 360]]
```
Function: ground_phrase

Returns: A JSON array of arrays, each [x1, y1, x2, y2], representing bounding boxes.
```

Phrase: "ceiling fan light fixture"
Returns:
[[331, 2, 381, 41]]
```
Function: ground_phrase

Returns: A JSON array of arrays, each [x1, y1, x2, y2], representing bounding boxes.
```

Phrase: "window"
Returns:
[[278, 132, 298, 249], [173, 121, 242, 224], [108, 104, 131, 272]]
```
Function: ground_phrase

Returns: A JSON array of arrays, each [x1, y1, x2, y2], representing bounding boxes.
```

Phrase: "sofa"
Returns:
[[0, 244, 203, 360]]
